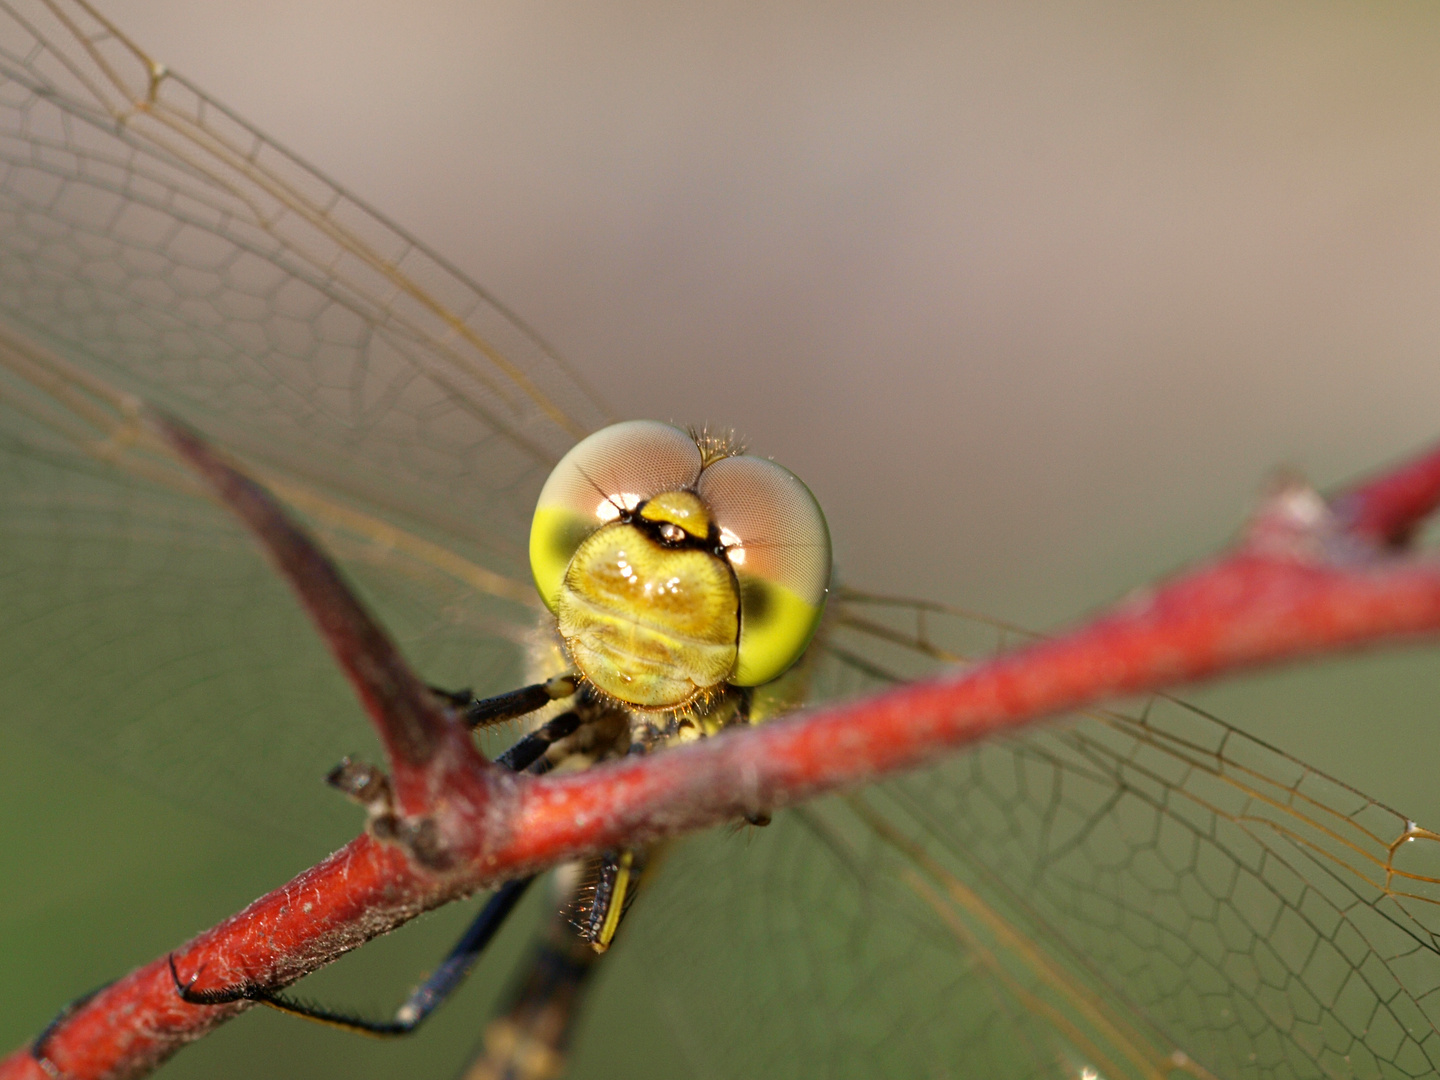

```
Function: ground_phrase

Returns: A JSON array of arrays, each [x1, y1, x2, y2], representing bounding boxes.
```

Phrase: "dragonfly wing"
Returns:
[[0, 0, 602, 835], [572, 601, 1440, 1079]]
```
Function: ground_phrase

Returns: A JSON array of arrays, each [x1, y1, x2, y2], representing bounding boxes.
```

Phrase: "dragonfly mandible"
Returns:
[[5, 3, 1440, 1079]]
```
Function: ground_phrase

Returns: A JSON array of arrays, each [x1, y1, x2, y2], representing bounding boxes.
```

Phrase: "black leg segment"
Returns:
[[440, 674, 578, 729]]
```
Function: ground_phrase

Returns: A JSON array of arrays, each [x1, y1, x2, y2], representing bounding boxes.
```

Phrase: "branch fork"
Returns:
[[10, 418, 1440, 1080]]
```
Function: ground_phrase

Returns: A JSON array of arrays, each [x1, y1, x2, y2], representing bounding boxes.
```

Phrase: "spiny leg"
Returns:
[[495, 710, 585, 774], [170, 877, 538, 1036], [457, 876, 607, 1080], [30, 981, 112, 1069], [437, 674, 578, 730], [580, 848, 645, 954], [169, 678, 616, 1038], [458, 743, 668, 1076]]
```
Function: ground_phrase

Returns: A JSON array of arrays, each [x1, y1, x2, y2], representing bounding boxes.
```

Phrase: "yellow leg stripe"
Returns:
[[593, 850, 634, 953]]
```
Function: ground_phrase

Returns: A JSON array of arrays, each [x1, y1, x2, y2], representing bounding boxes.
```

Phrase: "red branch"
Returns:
[[8, 435, 1440, 1080]]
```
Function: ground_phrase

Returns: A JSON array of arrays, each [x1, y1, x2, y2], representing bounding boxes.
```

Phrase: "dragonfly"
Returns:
[[3, 2, 1440, 1078]]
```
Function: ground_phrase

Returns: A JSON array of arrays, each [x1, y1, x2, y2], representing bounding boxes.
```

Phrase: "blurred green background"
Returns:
[[7, 0, 1440, 1076]]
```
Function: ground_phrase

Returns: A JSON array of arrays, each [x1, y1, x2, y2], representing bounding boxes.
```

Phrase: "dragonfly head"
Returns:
[[529, 420, 831, 710]]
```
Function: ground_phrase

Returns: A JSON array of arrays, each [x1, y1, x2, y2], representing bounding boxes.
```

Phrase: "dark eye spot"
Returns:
[[738, 577, 773, 627], [551, 518, 594, 561]]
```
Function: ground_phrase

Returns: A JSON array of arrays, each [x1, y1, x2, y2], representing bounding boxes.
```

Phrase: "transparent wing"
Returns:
[[591, 597, 1440, 1080], [0, 0, 606, 834], [6, 5, 1440, 1079]]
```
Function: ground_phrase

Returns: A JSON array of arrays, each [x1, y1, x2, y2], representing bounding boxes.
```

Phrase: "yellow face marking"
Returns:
[[637, 489, 711, 539], [556, 522, 739, 708]]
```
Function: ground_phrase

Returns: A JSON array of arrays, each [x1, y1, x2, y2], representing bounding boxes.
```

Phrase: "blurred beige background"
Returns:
[[115, 0, 1440, 783], [105, 1, 1440, 615], [8, 1, 1440, 1076]]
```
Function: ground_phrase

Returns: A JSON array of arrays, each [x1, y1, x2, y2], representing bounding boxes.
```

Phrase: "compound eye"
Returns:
[[530, 420, 704, 611], [697, 455, 831, 686]]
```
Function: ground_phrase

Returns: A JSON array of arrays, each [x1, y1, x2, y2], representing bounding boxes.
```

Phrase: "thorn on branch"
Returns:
[[21, 430, 1440, 1080], [1330, 435, 1440, 549], [327, 758, 455, 872], [327, 757, 395, 814], [1244, 477, 1339, 559], [139, 406, 493, 820]]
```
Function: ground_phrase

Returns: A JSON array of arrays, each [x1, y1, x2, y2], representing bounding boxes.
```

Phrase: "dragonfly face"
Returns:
[[531, 419, 830, 710], [5, 4, 1440, 1080]]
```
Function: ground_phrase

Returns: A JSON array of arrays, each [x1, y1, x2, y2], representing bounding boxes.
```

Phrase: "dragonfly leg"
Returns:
[[460, 879, 605, 1080], [166, 692, 626, 1036], [167, 877, 538, 1038], [462, 690, 776, 1078], [733, 686, 772, 826], [494, 710, 584, 773], [563, 740, 650, 953], [578, 848, 646, 953], [433, 673, 579, 729], [30, 981, 112, 1071]]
